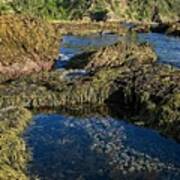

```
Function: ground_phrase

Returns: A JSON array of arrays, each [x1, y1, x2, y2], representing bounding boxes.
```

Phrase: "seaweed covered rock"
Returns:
[[67, 41, 157, 71], [0, 61, 179, 140], [115, 63, 180, 141], [0, 38, 179, 141], [0, 69, 116, 108], [53, 21, 128, 36], [0, 15, 59, 82], [149, 21, 180, 36], [0, 106, 32, 180], [158, 93, 180, 140], [166, 21, 180, 36]]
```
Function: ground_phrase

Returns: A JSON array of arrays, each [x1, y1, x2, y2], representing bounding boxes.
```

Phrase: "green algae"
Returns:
[[1, 0, 179, 22], [0, 107, 32, 180], [158, 93, 180, 140], [0, 62, 179, 140], [53, 21, 128, 36], [0, 15, 60, 82], [66, 41, 157, 71]]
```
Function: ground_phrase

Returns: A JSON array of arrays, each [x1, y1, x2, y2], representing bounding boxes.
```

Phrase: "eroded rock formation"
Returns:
[[0, 15, 59, 81], [0, 40, 179, 141]]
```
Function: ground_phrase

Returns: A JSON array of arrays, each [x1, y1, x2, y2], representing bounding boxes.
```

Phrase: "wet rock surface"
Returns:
[[66, 41, 157, 71], [166, 22, 180, 36], [150, 22, 180, 36], [25, 114, 180, 180]]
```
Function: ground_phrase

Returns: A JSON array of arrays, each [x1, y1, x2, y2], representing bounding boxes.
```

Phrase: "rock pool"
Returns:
[[25, 114, 180, 180], [54, 33, 135, 68], [55, 32, 180, 69], [25, 32, 180, 179]]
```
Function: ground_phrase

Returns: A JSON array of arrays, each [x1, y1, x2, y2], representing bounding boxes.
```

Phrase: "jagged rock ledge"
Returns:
[[0, 41, 179, 141], [0, 15, 60, 83]]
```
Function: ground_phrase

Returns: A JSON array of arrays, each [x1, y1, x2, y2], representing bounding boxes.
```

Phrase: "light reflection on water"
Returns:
[[139, 33, 180, 67], [55, 32, 180, 69], [25, 114, 180, 180], [54, 33, 134, 68]]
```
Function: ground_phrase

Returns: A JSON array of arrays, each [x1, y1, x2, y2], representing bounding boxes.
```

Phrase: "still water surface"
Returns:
[[55, 32, 180, 68], [25, 114, 180, 180]]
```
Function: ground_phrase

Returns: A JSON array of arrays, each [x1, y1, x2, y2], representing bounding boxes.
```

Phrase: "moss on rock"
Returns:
[[0, 61, 179, 141], [67, 41, 157, 71], [53, 21, 128, 36], [0, 106, 32, 180], [0, 15, 60, 82], [166, 21, 180, 36]]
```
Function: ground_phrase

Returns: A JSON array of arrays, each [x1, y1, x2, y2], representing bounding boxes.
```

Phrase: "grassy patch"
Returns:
[[0, 106, 32, 180]]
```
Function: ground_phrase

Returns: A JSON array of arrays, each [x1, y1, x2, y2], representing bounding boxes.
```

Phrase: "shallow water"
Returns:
[[37, 32, 180, 179], [139, 33, 180, 67], [25, 114, 180, 180], [55, 32, 180, 69], [54, 33, 133, 68]]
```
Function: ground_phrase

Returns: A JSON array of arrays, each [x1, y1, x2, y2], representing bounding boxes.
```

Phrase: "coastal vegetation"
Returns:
[[0, 0, 180, 21], [0, 107, 32, 179], [0, 1, 180, 179]]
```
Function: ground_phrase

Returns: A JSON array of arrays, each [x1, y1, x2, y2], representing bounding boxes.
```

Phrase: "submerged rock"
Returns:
[[0, 15, 59, 82]]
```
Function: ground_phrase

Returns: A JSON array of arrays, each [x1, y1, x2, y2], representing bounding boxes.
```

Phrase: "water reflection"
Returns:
[[55, 32, 180, 69], [54, 33, 136, 69], [25, 114, 180, 180], [139, 33, 180, 67]]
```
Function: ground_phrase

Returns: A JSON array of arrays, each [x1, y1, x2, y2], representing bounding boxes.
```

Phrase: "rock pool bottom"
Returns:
[[25, 114, 180, 180]]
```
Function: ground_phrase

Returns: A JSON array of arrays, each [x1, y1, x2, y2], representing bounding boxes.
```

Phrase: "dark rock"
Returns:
[[90, 10, 108, 22]]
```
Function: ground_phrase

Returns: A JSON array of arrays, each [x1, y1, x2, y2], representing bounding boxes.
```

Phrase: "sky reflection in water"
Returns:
[[25, 114, 180, 180]]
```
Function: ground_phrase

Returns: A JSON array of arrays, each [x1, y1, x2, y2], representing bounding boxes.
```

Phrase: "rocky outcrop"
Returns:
[[166, 21, 180, 36], [89, 10, 108, 22], [150, 21, 180, 36], [67, 41, 157, 71], [0, 40, 179, 141], [53, 21, 128, 36], [0, 15, 60, 82]]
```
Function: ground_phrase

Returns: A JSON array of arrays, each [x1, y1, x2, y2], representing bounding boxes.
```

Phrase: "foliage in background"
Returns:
[[0, 0, 179, 21]]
